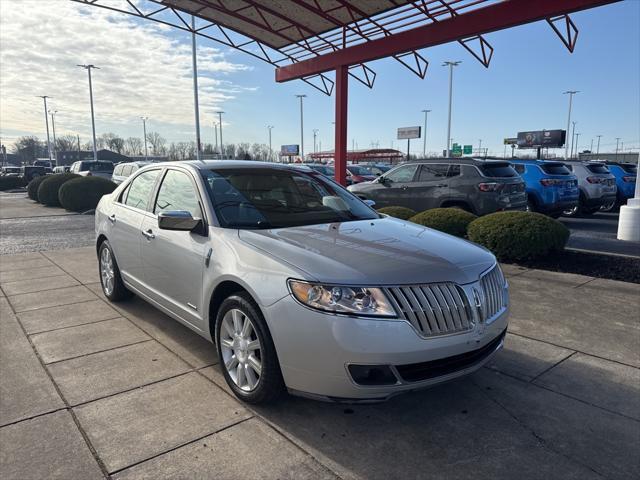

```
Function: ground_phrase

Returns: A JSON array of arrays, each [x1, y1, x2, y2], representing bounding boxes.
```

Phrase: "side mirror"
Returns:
[[363, 199, 376, 208], [158, 210, 202, 232], [378, 176, 388, 185]]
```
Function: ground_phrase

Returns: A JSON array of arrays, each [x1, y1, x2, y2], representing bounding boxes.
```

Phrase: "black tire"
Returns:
[[526, 197, 537, 213], [98, 240, 133, 302], [215, 292, 284, 404]]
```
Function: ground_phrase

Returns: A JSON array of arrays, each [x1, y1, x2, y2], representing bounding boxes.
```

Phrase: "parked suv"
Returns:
[[562, 161, 617, 216], [70, 160, 114, 179], [595, 161, 637, 209], [348, 158, 527, 215], [112, 161, 151, 185], [509, 160, 579, 217]]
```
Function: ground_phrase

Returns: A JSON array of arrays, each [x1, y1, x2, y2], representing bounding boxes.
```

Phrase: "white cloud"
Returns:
[[0, 0, 253, 146]]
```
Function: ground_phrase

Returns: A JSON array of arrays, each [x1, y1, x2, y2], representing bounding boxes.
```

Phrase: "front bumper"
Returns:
[[264, 295, 509, 401]]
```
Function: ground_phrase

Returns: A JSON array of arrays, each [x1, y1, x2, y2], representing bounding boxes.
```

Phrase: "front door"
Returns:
[[140, 168, 208, 328], [375, 163, 420, 209]]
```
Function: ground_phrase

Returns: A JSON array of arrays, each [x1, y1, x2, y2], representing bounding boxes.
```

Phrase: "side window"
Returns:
[[514, 164, 525, 174], [124, 170, 160, 211], [154, 170, 202, 219], [385, 164, 419, 183], [114, 165, 122, 176], [417, 164, 449, 181]]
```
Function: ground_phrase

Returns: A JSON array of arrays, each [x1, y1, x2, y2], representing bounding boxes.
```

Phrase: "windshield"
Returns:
[[308, 165, 334, 176], [201, 168, 379, 229], [540, 163, 571, 175], [480, 163, 519, 177]]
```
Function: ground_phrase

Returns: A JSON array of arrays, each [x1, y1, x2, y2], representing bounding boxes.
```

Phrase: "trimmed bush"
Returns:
[[377, 206, 417, 220], [27, 175, 47, 201], [59, 176, 117, 212], [409, 207, 477, 238], [467, 211, 570, 262], [37, 173, 80, 206], [0, 176, 26, 191]]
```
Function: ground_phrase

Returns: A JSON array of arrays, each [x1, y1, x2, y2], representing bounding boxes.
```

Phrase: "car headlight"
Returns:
[[288, 280, 396, 317]]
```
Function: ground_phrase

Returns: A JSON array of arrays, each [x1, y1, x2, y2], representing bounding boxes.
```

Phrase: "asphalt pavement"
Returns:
[[561, 211, 640, 258]]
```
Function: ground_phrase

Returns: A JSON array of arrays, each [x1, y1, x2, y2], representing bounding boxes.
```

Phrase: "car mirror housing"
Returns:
[[158, 210, 202, 232], [363, 199, 376, 208]]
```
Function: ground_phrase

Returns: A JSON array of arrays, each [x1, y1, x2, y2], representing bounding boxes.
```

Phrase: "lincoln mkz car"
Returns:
[[95, 161, 509, 404]]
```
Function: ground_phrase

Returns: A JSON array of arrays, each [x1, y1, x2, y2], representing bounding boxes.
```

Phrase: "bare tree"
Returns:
[[109, 136, 125, 154], [146, 132, 166, 155], [55, 134, 77, 153], [12, 136, 45, 162], [125, 137, 143, 156]]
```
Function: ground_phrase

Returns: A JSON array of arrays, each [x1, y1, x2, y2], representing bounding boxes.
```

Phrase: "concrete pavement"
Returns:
[[0, 248, 638, 479]]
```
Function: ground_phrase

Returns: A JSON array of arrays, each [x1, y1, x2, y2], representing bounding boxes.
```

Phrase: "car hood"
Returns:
[[238, 217, 495, 285]]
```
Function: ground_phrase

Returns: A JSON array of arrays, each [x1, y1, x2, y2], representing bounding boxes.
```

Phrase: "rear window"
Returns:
[[89, 162, 114, 172], [620, 164, 637, 174], [585, 164, 610, 174], [480, 163, 518, 177], [540, 163, 571, 175]]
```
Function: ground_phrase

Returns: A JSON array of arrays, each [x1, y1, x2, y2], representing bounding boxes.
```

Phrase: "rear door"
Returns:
[[109, 169, 162, 289], [411, 163, 450, 211], [140, 168, 208, 327]]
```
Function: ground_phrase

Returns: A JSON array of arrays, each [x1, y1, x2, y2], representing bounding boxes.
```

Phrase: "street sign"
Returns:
[[463, 145, 472, 154], [516, 130, 566, 149], [397, 126, 421, 140], [280, 144, 299, 156], [451, 143, 462, 157]]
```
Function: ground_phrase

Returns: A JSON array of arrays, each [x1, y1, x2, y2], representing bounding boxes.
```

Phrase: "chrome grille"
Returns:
[[479, 265, 507, 322], [384, 283, 473, 337]]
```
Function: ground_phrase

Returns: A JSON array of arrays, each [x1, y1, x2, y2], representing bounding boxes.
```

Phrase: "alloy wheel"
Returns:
[[100, 247, 115, 296], [220, 309, 262, 391]]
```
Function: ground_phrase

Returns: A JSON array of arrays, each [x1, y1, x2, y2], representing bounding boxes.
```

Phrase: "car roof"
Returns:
[[405, 157, 511, 166], [174, 160, 321, 171], [508, 159, 567, 166]]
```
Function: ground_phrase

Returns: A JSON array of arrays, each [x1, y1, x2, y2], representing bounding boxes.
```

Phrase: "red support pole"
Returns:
[[334, 65, 348, 186]]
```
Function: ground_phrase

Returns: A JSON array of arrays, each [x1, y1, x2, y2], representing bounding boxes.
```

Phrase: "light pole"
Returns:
[[141, 117, 148, 161], [596, 135, 602, 155], [77, 64, 99, 161], [216, 111, 224, 156], [615, 137, 621, 161], [563, 90, 579, 159], [313, 129, 319, 153], [267, 125, 274, 160], [570, 121, 577, 158], [421, 109, 431, 157], [443, 61, 461, 157], [190, 15, 202, 161], [574, 133, 581, 158], [478, 138, 482, 157], [49, 110, 58, 165], [37, 96, 52, 162], [213, 122, 218, 155], [295, 94, 306, 159]]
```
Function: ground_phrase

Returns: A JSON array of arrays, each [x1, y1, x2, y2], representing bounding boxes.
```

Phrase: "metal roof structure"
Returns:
[[73, 0, 622, 184], [310, 148, 404, 163]]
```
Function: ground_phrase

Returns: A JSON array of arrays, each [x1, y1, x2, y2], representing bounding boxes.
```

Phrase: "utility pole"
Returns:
[[77, 134, 81, 162], [596, 135, 602, 155], [575, 133, 581, 158], [563, 90, 579, 160], [77, 65, 99, 161], [141, 117, 148, 161], [49, 110, 58, 165], [615, 137, 621, 161], [295, 94, 306, 159], [478, 139, 483, 157], [570, 121, 577, 158], [313, 129, 319, 154], [216, 112, 224, 157], [190, 15, 202, 161], [267, 125, 274, 160], [421, 109, 431, 157], [213, 122, 218, 155], [443, 61, 461, 157], [37, 96, 52, 162]]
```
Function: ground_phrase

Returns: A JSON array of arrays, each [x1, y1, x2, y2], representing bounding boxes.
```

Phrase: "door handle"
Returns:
[[108, 214, 116, 223], [141, 229, 155, 240], [401, 185, 408, 190], [435, 184, 448, 188]]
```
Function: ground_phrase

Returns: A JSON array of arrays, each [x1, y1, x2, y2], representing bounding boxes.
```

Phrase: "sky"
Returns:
[[0, 0, 639, 157]]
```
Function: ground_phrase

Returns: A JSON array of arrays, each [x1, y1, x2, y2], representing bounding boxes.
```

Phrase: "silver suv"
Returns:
[[563, 161, 617, 216], [95, 161, 509, 404]]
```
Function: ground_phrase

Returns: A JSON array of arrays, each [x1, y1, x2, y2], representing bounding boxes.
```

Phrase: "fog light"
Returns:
[[348, 364, 397, 386]]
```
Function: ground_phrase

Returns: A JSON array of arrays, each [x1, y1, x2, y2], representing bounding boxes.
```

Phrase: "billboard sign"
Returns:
[[280, 144, 299, 156], [516, 130, 566, 149], [397, 126, 421, 140], [503, 137, 517, 145]]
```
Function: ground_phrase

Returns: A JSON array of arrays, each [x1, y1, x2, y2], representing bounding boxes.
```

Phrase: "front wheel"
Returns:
[[98, 240, 133, 302], [215, 293, 284, 404]]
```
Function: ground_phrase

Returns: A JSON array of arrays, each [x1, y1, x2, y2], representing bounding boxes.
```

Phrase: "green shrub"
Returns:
[[0, 176, 26, 191], [37, 173, 80, 206], [59, 176, 117, 212], [27, 175, 47, 201], [377, 206, 417, 220], [467, 211, 570, 262], [409, 207, 477, 238]]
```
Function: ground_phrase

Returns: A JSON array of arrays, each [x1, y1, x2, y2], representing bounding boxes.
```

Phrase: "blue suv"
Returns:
[[510, 160, 579, 218], [598, 161, 637, 209]]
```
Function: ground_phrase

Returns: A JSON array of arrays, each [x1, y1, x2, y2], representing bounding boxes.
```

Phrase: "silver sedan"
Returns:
[[95, 161, 508, 404]]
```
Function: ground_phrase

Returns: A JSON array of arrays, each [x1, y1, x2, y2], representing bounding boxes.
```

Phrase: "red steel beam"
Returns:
[[276, 0, 620, 82], [334, 65, 348, 186]]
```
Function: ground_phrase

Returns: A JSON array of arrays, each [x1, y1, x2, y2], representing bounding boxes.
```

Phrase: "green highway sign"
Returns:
[[463, 145, 472, 154]]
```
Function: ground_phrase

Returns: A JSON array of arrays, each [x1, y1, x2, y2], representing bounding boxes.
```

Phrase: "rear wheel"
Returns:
[[215, 292, 284, 404], [526, 197, 537, 213]]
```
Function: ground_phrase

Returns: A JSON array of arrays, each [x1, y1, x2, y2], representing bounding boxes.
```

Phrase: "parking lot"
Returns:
[[1, 194, 638, 480]]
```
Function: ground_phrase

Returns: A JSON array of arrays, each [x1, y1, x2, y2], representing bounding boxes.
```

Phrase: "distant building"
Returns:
[[1, 153, 21, 166], [308, 148, 405, 164], [57, 149, 131, 165], [578, 152, 639, 163], [127, 155, 169, 162]]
